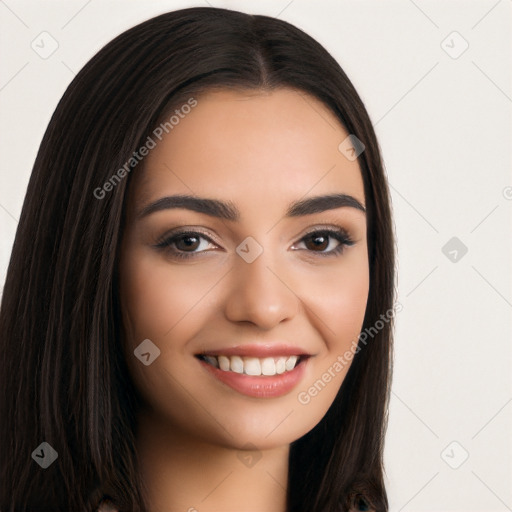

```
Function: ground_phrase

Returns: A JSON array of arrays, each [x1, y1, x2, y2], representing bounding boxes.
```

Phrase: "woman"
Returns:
[[0, 7, 395, 512]]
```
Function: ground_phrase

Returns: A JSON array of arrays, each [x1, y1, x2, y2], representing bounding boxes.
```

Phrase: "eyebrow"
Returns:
[[136, 193, 366, 221]]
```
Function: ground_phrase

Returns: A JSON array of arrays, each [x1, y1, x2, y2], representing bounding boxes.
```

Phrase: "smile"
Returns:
[[196, 352, 310, 398], [196, 354, 303, 376]]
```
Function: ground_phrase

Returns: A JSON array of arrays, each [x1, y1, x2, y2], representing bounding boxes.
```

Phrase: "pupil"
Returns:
[[308, 235, 328, 251], [177, 235, 199, 250]]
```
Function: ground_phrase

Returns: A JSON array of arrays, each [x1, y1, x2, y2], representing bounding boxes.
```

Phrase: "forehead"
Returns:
[[129, 88, 365, 216]]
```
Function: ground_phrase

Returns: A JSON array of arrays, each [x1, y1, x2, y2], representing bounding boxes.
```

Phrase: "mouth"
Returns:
[[194, 344, 312, 398], [195, 353, 308, 376]]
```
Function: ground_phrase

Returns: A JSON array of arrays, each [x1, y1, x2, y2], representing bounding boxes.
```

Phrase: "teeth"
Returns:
[[230, 355, 244, 374], [218, 355, 230, 371], [203, 355, 219, 368], [244, 357, 261, 376], [285, 355, 298, 371], [275, 358, 286, 374], [261, 357, 276, 376], [201, 354, 301, 375]]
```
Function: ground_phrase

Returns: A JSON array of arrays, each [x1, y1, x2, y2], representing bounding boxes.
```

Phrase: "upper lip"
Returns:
[[196, 344, 312, 358]]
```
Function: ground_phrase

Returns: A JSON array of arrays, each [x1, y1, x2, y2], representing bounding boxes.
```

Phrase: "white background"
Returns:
[[1, 1, 511, 510]]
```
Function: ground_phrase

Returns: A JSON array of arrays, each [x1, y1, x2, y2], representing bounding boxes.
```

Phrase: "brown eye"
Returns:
[[154, 230, 218, 260], [292, 228, 355, 257], [174, 234, 201, 251], [304, 233, 330, 251]]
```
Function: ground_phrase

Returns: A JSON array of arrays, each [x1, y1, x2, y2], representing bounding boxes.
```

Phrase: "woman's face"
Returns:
[[119, 88, 369, 450]]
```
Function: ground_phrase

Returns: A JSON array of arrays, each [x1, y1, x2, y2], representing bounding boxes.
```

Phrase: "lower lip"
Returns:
[[197, 357, 308, 398]]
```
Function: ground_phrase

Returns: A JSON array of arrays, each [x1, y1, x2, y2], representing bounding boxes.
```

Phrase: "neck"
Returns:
[[135, 408, 289, 512]]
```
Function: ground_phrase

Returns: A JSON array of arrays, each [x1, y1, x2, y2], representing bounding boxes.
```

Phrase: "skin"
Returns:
[[119, 88, 369, 512]]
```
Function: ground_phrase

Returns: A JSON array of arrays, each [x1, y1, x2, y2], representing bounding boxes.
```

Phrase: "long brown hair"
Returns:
[[0, 7, 395, 511]]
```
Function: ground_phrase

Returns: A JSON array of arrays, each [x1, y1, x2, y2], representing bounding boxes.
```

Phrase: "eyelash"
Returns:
[[154, 227, 355, 260]]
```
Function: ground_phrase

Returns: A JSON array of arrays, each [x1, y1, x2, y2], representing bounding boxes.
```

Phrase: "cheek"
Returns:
[[289, 256, 369, 430], [119, 249, 219, 345], [298, 252, 369, 355], [118, 250, 227, 430], [328, 270, 369, 347]]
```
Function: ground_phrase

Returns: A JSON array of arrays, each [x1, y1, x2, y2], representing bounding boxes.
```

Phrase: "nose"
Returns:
[[223, 252, 299, 330]]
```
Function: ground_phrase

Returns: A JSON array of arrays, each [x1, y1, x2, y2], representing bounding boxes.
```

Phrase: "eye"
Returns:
[[154, 230, 218, 259], [291, 228, 355, 257], [154, 227, 355, 260]]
